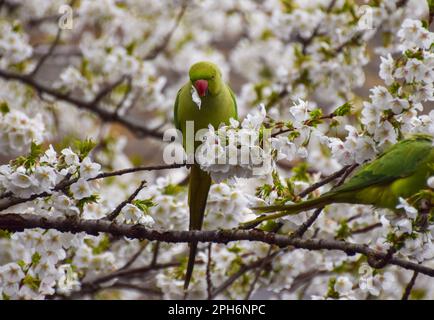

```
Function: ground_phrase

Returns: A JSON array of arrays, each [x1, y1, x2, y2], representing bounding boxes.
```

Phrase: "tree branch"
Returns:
[[30, 27, 63, 77], [1, 213, 434, 278], [401, 270, 419, 300], [143, 1, 188, 60], [0, 69, 164, 139], [0, 163, 185, 211], [206, 243, 213, 300], [106, 180, 146, 221]]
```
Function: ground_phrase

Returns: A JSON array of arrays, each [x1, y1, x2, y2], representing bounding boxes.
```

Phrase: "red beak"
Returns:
[[194, 80, 208, 97]]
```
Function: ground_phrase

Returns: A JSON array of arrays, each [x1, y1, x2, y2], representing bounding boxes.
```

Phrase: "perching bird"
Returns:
[[242, 134, 434, 228], [174, 61, 237, 290]]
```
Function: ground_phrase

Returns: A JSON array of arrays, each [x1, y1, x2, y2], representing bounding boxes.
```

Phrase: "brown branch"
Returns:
[[30, 27, 63, 76], [118, 241, 149, 271], [106, 180, 146, 221], [288, 269, 330, 293], [401, 270, 419, 300], [291, 207, 323, 239], [109, 282, 162, 296], [143, 1, 188, 60], [0, 163, 185, 211], [89, 163, 186, 181], [210, 252, 276, 298], [92, 76, 128, 106], [298, 0, 337, 54], [290, 163, 358, 238], [58, 261, 179, 299], [271, 113, 336, 138], [297, 164, 352, 198], [0, 69, 163, 139], [115, 76, 132, 114], [244, 246, 273, 300], [150, 241, 160, 268], [246, 163, 357, 232], [1, 213, 433, 280], [206, 243, 213, 300], [350, 223, 382, 235]]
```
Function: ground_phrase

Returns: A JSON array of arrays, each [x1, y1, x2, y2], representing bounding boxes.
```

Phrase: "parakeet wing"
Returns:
[[227, 85, 238, 119], [332, 135, 432, 194], [173, 88, 182, 130]]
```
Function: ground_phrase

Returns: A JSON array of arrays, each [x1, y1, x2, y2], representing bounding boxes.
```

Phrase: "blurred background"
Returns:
[[0, 0, 432, 170]]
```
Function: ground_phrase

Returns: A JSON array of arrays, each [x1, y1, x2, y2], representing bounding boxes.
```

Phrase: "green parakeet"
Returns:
[[174, 61, 237, 290], [243, 134, 434, 227]]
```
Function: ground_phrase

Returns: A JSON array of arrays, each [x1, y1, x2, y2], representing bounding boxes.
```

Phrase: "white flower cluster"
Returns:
[[137, 176, 188, 231], [398, 19, 434, 51], [196, 104, 274, 182], [271, 100, 324, 162], [0, 145, 100, 200], [0, 21, 32, 69], [329, 19, 434, 166], [0, 229, 81, 299], [0, 110, 45, 156], [118, 203, 155, 227], [204, 182, 254, 229]]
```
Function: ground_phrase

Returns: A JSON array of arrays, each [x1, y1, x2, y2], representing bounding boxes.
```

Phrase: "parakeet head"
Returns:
[[189, 61, 222, 97]]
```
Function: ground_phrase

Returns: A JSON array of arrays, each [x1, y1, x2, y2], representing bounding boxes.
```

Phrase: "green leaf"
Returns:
[[76, 194, 99, 211], [80, 59, 92, 81], [126, 41, 136, 55], [309, 108, 323, 119], [30, 142, 43, 158], [31, 252, 41, 266], [22, 275, 41, 291], [404, 49, 423, 60], [256, 184, 273, 198], [280, 0, 296, 13], [12, 142, 44, 170], [17, 260, 27, 269], [0, 101, 10, 115], [74, 138, 96, 160], [132, 198, 155, 214], [410, 289, 426, 300], [388, 82, 400, 95], [333, 102, 352, 116], [0, 229, 12, 239], [291, 163, 310, 182], [163, 184, 183, 195], [336, 220, 351, 240], [85, 234, 111, 255], [326, 278, 339, 299]]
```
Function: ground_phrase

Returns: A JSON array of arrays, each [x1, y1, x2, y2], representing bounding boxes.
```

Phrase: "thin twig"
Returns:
[[0, 163, 185, 211], [150, 241, 160, 268], [244, 246, 273, 300], [143, 1, 188, 60], [118, 241, 149, 271], [115, 76, 132, 114], [206, 243, 213, 300], [106, 180, 146, 221], [30, 27, 62, 76], [0, 69, 163, 139], [92, 76, 128, 106], [401, 270, 419, 300], [351, 223, 382, 235], [298, 164, 352, 198]]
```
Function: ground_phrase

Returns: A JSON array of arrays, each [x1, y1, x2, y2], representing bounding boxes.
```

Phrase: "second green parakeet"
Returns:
[[242, 134, 434, 228], [174, 61, 237, 290]]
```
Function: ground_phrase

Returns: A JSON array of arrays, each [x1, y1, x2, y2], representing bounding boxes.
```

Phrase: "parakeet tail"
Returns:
[[184, 164, 211, 291]]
